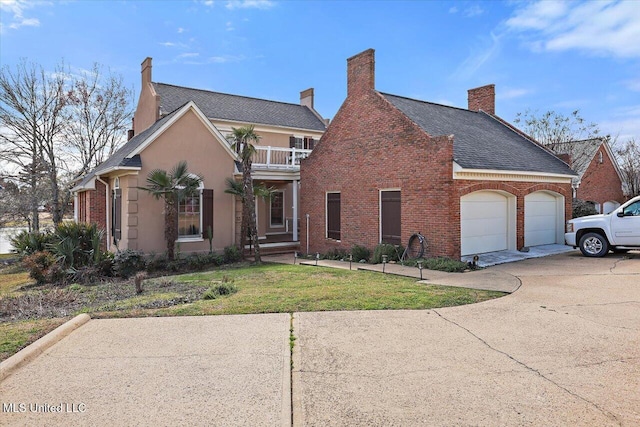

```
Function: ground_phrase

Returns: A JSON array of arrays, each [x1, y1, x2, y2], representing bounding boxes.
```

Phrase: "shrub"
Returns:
[[573, 199, 599, 218], [223, 245, 242, 263], [351, 245, 371, 263], [10, 230, 55, 257], [323, 247, 349, 260], [371, 244, 405, 264], [113, 249, 146, 278], [22, 251, 62, 284], [50, 222, 107, 269], [203, 276, 238, 300], [145, 253, 167, 273], [404, 257, 468, 273]]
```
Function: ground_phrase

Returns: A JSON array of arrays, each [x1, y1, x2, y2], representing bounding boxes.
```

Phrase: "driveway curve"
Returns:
[[293, 252, 640, 426]]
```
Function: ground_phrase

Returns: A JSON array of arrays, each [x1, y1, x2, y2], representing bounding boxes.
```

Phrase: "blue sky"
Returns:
[[1, 0, 639, 143]]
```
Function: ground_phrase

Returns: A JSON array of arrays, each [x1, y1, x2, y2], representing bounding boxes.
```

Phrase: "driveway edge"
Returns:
[[0, 313, 91, 382]]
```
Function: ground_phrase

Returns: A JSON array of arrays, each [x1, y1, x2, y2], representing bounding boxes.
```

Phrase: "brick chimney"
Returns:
[[141, 57, 152, 87], [347, 48, 375, 96], [300, 88, 314, 109], [467, 84, 495, 115]]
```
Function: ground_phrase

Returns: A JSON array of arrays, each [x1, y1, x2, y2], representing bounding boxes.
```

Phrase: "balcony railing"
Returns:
[[251, 146, 312, 170]]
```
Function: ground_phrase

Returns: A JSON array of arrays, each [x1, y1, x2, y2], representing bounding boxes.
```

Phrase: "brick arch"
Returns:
[[521, 183, 570, 198], [458, 182, 520, 198]]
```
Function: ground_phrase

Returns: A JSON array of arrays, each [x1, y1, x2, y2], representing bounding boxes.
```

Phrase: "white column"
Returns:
[[292, 179, 299, 241], [73, 192, 79, 222]]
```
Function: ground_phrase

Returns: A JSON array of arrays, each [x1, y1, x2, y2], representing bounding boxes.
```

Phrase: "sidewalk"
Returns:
[[263, 254, 520, 293]]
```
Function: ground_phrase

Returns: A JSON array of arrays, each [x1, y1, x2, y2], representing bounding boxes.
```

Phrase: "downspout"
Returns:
[[306, 213, 310, 255], [96, 177, 110, 251], [73, 192, 79, 222]]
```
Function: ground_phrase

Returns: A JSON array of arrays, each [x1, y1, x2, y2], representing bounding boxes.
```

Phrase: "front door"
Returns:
[[381, 190, 401, 245]]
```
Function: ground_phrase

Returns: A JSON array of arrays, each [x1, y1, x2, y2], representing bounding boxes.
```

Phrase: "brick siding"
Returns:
[[576, 147, 625, 206]]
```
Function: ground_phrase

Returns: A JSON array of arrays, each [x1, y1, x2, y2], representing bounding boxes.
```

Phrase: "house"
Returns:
[[73, 57, 326, 254], [551, 138, 626, 214], [300, 49, 577, 259]]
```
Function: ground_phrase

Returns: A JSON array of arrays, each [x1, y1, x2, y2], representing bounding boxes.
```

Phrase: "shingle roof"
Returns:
[[550, 138, 605, 179], [381, 93, 575, 176], [153, 83, 327, 132], [73, 106, 184, 190]]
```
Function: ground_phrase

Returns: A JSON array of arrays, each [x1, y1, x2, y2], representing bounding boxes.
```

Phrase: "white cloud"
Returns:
[[506, 0, 640, 58], [208, 54, 244, 63], [625, 79, 640, 92], [226, 21, 234, 31], [0, 0, 45, 32], [464, 5, 483, 18], [177, 27, 185, 33], [448, 6, 458, 14], [453, 31, 502, 79], [178, 52, 199, 58], [225, 0, 274, 10], [600, 104, 640, 142], [497, 88, 532, 100]]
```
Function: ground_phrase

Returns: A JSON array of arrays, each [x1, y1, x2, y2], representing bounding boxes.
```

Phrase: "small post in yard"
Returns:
[[315, 252, 320, 266], [349, 253, 353, 271], [382, 254, 388, 273], [294, 251, 298, 265], [417, 260, 423, 280]]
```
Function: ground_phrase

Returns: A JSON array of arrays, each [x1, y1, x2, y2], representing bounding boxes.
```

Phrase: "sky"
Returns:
[[1, 0, 639, 144]]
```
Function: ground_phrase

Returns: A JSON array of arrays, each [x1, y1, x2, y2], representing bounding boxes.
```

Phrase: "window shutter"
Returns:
[[202, 189, 214, 238], [113, 189, 122, 241], [327, 193, 341, 240], [308, 138, 316, 150], [289, 136, 296, 148]]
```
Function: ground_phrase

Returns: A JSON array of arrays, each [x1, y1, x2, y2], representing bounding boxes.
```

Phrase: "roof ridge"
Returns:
[[154, 82, 308, 109], [379, 91, 475, 114]]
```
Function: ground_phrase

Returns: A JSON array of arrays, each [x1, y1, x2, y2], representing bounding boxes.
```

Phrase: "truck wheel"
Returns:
[[578, 232, 609, 257]]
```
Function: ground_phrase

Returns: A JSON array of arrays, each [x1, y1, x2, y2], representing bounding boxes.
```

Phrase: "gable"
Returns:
[[154, 83, 327, 132], [381, 93, 575, 177]]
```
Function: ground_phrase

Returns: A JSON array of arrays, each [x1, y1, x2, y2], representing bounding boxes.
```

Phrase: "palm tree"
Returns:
[[227, 125, 262, 263], [139, 161, 201, 261]]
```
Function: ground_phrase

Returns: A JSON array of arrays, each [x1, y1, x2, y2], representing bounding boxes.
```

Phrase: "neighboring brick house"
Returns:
[[73, 57, 326, 254], [551, 138, 626, 214], [300, 49, 576, 259]]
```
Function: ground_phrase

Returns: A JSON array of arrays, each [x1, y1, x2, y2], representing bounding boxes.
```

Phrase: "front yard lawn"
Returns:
[[0, 263, 505, 361]]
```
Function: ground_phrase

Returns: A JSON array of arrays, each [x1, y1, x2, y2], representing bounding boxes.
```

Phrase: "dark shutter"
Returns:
[[327, 192, 341, 240], [381, 191, 401, 245], [203, 189, 214, 239], [112, 189, 122, 242], [308, 138, 315, 150], [289, 136, 296, 148]]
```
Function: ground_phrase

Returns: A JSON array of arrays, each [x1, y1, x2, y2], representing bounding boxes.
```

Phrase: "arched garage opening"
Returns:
[[524, 191, 565, 247], [460, 190, 516, 256]]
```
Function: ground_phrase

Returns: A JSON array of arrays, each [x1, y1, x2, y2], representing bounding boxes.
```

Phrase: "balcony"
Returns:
[[251, 146, 312, 171]]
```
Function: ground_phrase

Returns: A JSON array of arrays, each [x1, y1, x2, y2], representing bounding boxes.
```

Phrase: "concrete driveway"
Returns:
[[1, 251, 638, 426], [293, 252, 640, 426]]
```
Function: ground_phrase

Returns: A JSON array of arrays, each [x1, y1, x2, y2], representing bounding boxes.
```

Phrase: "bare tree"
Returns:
[[514, 109, 600, 150], [0, 60, 133, 229], [64, 64, 133, 176], [614, 138, 640, 198], [0, 60, 69, 230]]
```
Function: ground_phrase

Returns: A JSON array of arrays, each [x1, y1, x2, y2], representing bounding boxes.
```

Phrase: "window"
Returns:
[[381, 190, 401, 245], [178, 179, 204, 239], [289, 136, 317, 150], [111, 178, 121, 244], [623, 201, 640, 216], [326, 192, 341, 240], [270, 191, 284, 227]]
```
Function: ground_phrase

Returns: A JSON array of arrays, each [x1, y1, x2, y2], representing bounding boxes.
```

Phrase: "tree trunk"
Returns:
[[243, 158, 261, 264], [165, 196, 177, 261]]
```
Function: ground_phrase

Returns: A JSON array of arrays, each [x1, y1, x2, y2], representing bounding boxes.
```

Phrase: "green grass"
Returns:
[[1, 262, 506, 361], [0, 318, 67, 361], [92, 264, 505, 318]]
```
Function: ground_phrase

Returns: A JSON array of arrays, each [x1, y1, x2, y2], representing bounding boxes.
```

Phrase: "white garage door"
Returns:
[[461, 191, 508, 256], [603, 201, 620, 214], [525, 192, 558, 247]]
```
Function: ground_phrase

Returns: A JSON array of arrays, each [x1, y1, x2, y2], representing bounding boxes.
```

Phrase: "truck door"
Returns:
[[611, 200, 640, 246]]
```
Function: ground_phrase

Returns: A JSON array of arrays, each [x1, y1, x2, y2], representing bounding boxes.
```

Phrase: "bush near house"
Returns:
[[573, 199, 599, 218], [351, 245, 371, 263], [371, 244, 405, 264]]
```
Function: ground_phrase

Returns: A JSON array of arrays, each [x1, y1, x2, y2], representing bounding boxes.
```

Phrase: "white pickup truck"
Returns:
[[565, 195, 640, 257]]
